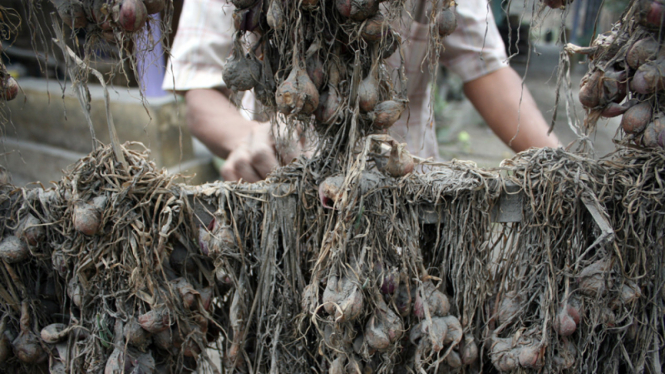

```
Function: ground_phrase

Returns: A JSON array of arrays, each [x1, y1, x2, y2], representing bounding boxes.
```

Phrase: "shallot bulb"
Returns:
[[497, 290, 522, 325], [460, 334, 479, 365], [383, 143, 414, 178], [409, 317, 448, 352], [361, 13, 390, 42], [173, 277, 200, 310], [437, 7, 457, 37], [626, 37, 662, 69], [322, 275, 364, 323], [578, 69, 603, 108], [315, 87, 343, 125], [13, 302, 47, 364], [124, 317, 152, 350], [363, 299, 403, 350], [577, 258, 612, 296], [641, 117, 665, 147], [336, 0, 379, 21], [631, 59, 665, 94], [223, 36, 262, 92], [640, 0, 665, 28], [50, 0, 88, 28], [233, 2, 262, 33], [115, 0, 149, 32], [0, 75, 19, 101], [267, 0, 285, 30], [0, 236, 29, 263], [413, 281, 450, 318], [306, 43, 325, 90], [621, 101, 652, 134], [370, 100, 404, 129], [17, 213, 44, 248], [276, 62, 320, 116], [318, 175, 345, 209], [138, 307, 172, 333], [358, 67, 380, 112], [73, 195, 107, 236]]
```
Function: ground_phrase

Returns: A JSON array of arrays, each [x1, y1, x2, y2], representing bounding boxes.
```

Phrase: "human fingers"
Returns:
[[248, 143, 280, 179], [221, 148, 263, 183]]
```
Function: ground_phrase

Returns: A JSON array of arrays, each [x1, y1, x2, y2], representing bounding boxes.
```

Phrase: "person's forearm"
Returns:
[[463, 67, 560, 153], [185, 88, 258, 159]]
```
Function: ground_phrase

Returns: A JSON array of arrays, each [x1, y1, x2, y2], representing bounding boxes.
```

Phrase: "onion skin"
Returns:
[[371, 100, 404, 129], [0, 235, 29, 263], [621, 101, 652, 134], [143, 0, 166, 14], [115, 0, 149, 32], [50, 0, 88, 28], [437, 7, 457, 37]]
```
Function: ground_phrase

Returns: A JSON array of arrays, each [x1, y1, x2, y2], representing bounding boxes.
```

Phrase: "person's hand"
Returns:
[[220, 122, 303, 182]]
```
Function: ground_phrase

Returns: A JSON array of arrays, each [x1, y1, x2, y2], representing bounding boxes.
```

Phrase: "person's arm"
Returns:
[[185, 88, 279, 182], [463, 66, 560, 153]]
